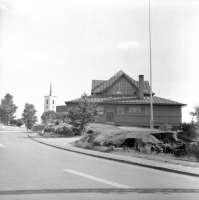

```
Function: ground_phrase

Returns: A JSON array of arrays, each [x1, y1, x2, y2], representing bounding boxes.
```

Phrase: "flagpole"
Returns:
[[149, 0, 154, 129]]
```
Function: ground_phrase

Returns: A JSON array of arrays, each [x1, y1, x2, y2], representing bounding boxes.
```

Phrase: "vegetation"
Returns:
[[180, 121, 196, 132], [159, 123, 173, 131], [22, 103, 38, 130], [10, 119, 24, 127], [43, 123, 79, 136], [41, 110, 57, 124], [0, 93, 18, 125], [41, 111, 68, 125], [55, 112, 68, 123], [190, 104, 199, 131], [67, 93, 98, 135]]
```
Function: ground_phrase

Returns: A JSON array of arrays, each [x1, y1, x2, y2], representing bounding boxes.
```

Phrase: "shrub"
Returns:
[[180, 122, 196, 132], [54, 126, 74, 137], [75, 140, 94, 149], [44, 126, 55, 133], [159, 123, 173, 131], [186, 142, 199, 161], [55, 121, 59, 125]]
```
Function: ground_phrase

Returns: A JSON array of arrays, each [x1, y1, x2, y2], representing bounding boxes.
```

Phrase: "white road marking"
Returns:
[[0, 144, 4, 147], [63, 169, 131, 189]]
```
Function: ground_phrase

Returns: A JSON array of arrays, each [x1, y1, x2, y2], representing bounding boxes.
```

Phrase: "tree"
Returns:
[[181, 122, 196, 132], [22, 103, 38, 130], [0, 93, 18, 125], [190, 104, 199, 131], [41, 110, 56, 125], [10, 118, 24, 127], [55, 112, 68, 123], [67, 93, 98, 135], [67, 109, 79, 125]]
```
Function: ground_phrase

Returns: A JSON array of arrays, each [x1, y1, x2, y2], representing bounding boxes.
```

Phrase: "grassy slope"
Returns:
[[0, 124, 26, 131]]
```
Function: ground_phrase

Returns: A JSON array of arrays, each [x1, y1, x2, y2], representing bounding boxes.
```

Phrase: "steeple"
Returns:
[[50, 83, 52, 96], [44, 83, 56, 113]]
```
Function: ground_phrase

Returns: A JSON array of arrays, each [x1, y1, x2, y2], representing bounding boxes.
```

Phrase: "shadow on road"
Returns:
[[0, 188, 199, 195]]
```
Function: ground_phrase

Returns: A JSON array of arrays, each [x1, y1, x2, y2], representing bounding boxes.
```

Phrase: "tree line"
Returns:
[[0, 93, 38, 130], [0, 93, 98, 134], [1, 92, 199, 132]]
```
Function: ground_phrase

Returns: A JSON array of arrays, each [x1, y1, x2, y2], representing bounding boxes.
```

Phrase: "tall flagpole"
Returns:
[[149, 0, 154, 129]]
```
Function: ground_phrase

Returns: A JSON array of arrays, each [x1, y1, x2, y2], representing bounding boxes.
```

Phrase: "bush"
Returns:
[[54, 126, 74, 137], [186, 142, 199, 161], [10, 119, 24, 127], [44, 126, 55, 133], [181, 122, 196, 132], [55, 121, 59, 125], [75, 140, 94, 149], [159, 123, 173, 131]]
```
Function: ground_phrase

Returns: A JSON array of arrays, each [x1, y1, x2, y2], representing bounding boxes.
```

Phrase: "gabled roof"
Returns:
[[65, 95, 186, 106], [91, 80, 106, 91], [91, 70, 152, 95]]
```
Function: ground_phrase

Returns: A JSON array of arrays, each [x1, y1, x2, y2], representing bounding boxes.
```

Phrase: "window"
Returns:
[[117, 106, 124, 115], [53, 100, 54, 105], [46, 106, 48, 109], [52, 106, 54, 109], [129, 107, 141, 113], [112, 82, 134, 94], [97, 106, 104, 115], [46, 100, 48, 104]]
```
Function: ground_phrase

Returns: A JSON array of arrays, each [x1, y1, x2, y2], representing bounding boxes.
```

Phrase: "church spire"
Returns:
[[50, 83, 52, 96]]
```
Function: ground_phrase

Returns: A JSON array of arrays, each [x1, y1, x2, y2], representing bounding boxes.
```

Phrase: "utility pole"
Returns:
[[149, 0, 154, 129]]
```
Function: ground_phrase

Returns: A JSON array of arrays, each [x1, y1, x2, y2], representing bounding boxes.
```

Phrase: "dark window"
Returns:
[[53, 100, 54, 105], [46, 100, 48, 104], [46, 106, 48, 109]]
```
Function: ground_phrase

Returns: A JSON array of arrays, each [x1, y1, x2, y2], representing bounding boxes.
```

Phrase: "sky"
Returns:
[[0, 0, 199, 123]]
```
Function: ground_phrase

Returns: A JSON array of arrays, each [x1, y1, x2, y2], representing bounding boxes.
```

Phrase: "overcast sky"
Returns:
[[0, 0, 199, 123]]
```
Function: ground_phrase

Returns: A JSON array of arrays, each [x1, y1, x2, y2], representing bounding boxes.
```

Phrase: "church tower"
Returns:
[[44, 83, 57, 112]]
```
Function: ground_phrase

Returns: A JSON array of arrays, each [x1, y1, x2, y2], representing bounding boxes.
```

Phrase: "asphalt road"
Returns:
[[0, 132, 199, 200]]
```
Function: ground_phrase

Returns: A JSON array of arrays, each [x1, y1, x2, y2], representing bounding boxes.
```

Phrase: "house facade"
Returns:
[[58, 70, 186, 128]]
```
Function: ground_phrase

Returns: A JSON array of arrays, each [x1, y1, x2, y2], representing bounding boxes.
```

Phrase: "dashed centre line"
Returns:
[[63, 169, 131, 189]]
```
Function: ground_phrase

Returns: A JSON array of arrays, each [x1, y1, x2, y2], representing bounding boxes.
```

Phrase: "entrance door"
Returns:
[[106, 112, 114, 122]]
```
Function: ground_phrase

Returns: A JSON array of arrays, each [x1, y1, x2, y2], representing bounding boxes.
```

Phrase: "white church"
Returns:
[[43, 83, 57, 112]]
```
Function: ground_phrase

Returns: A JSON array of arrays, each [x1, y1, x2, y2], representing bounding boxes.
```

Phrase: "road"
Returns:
[[0, 132, 199, 200]]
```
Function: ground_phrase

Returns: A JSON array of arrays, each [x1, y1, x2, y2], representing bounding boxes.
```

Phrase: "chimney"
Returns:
[[139, 75, 144, 99]]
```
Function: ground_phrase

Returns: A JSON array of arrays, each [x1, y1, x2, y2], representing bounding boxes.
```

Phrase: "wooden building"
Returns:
[[57, 70, 186, 128]]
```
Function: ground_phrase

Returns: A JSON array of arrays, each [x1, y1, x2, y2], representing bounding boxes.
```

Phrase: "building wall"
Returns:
[[56, 105, 68, 113], [58, 103, 182, 127], [44, 96, 56, 112], [96, 104, 182, 127]]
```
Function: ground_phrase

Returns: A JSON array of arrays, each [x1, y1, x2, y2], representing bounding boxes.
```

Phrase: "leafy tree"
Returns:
[[0, 93, 18, 125], [67, 93, 98, 135], [190, 104, 199, 131], [55, 112, 68, 123], [67, 109, 79, 125], [181, 122, 196, 132], [10, 119, 24, 127], [41, 110, 56, 125], [22, 103, 38, 130]]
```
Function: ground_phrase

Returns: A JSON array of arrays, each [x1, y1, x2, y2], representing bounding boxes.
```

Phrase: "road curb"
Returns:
[[28, 134, 199, 178]]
